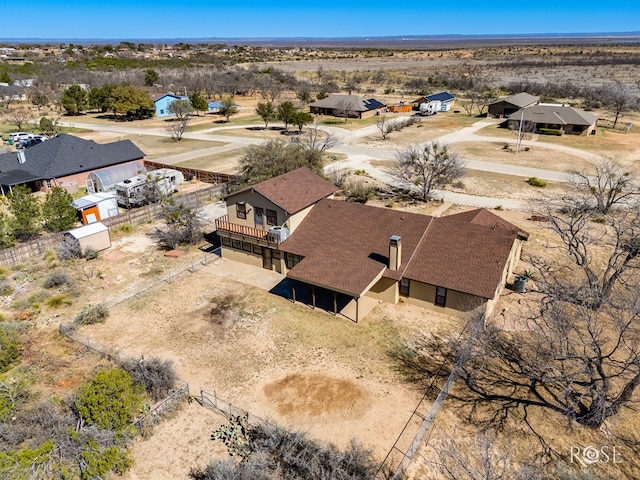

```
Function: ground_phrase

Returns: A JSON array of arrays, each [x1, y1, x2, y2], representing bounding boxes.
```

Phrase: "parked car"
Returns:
[[17, 137, 44, 149], [8, 132, 30, 143]]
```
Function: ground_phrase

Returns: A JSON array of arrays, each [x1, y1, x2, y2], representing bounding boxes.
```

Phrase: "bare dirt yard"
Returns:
[[36, 217, 462, 478]]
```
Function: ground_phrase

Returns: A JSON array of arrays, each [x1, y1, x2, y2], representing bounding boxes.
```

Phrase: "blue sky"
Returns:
[[2, 0, 639, 39]]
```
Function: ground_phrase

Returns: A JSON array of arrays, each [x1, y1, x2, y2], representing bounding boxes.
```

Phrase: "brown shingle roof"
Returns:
[[404, 219, 518, 299], [439, 208, 529, 239], [281, 203, 528, 299], [228, 168, 338, 215], [279, 199, 433, 296]]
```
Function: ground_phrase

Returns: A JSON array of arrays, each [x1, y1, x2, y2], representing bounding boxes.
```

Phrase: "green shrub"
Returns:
[[527, 177, 547, 188], [539, 128, 563, 136], [341, 177, 375, 203], [46, 294, 72, 308], [44, 270, 71, 289], [56, 239, 82, 261], [80, 440, 133, 480], [494, 205, 504, 211], [0, 279, 12, 296], [452, 180, 465, 189], [74, 304, 109, 325], [84, 248, 99, 260], [0, 266, 11, 280], [0, 441, 54, 478], [0, 326, 21, 373], [74, 368, 145, 431]]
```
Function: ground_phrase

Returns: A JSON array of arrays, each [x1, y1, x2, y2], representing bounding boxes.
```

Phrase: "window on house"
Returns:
[[231, 239, 241, 250], [221, 237, 231, 247], [255, 207, 264, 225], [272, 250, 281, 260], [400, 278, 410, 296], [252, 244, 262, 254], [286, 253, 301, 269], [435, 286, 447, 306], [242, 242, 252, 252], [45, 180, 52, 188], [266, 209, 277, 226], [236, 202, 247, 220]]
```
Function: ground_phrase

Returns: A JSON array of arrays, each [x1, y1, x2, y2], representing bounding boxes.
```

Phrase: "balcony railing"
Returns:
[[215, 214, 280, 245]]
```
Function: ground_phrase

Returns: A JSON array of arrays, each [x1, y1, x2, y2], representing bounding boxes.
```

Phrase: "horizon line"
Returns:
[[1, 32, 640, 43]]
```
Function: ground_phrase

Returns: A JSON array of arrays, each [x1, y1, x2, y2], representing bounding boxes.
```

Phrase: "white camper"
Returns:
[[115, 168, 184, 208]]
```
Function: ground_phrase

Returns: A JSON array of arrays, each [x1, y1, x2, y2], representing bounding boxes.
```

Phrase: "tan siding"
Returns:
[[406, 280, 486, 316], [365, 277, 398, 304], [220, 246, 263, 268], [226, 191, 287, 230], [287, 204, 314, 232]]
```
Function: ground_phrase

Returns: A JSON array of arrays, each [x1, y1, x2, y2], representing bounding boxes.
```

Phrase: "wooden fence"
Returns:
[[0, 184, 225, 267], [144, 161, 239, 185]]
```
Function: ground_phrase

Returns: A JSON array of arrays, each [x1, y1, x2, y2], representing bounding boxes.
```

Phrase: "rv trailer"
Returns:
[[115, 168, 184, 208]]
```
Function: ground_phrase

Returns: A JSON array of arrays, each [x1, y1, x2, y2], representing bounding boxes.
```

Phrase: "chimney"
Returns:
[[389, 235, 402, 270]]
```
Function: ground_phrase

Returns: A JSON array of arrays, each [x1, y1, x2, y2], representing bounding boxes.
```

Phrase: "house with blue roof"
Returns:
[[412, 91, 456, 114], [155, 93, 190, 118]]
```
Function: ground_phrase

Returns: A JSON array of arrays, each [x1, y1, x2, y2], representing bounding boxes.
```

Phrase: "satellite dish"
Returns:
[[17, 150, 26, 164]]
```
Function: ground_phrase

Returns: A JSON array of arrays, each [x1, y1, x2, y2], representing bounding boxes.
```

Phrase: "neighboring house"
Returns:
[[154, 93, 189, 118], [0, 134, 145, 194], [411, 91, 456, 114], [216, 168, 528, 322], [488, 92, 539, 118], [507, 104, 598, 136], [208, 101, 222, 112], [309, 94, 386, 119], [0, 84, 26, 102]]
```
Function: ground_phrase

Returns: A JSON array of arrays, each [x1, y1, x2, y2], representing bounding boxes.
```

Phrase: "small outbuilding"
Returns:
[[73, 192, 119, 225], [64, 222, 111, 255]]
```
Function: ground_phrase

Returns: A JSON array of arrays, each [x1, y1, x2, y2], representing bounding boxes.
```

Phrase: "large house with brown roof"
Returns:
[[215, 168, 528, 322]]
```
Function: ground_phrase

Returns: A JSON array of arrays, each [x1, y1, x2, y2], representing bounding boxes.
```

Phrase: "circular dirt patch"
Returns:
[[263, 373, 368, 420]]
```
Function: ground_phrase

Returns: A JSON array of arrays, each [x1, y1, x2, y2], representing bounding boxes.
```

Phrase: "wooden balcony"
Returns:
[[215, 215, 280, 247]]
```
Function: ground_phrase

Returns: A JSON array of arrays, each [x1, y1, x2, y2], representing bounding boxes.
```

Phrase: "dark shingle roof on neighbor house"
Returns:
[[228, 167, 339, 215], [309, 94, 386, 112], [413, 91, 456, 103], [507, 105, 598, 126], [493, 92, 539, 108], [0, 134, 145, 186], [280, 199, 527, 299]]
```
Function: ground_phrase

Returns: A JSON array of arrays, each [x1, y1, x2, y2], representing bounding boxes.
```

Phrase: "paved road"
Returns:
[[58, 117, 596, 210]]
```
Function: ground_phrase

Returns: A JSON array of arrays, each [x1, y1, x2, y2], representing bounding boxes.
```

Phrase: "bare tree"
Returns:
[[544, 200, 640, 309], [459, 93, 479, 116], [602, 81, 638, 128], [393, 277, 640, 432], [302, 120, 338, 152], [394, 141, 465, 201], [5, 107, 33, 130], [335, 99, 355, 124], [376, 116, 394, 140], [429, 432, 540, 480], [569, 158, 639, 214]]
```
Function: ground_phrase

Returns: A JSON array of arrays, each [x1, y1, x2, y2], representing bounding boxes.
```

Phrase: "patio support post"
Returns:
[[333, 292, 337, 316], [292, 281, 296, 303], [355, 297, 359, 323], [311, 286, 316, 309]]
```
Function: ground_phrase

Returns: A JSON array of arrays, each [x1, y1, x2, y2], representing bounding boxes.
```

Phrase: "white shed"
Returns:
[[64, 222, 111, 255], [72, 192, 119, 225]]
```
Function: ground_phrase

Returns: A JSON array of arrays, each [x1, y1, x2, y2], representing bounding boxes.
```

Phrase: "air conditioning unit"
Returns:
[[268, 226, 290, 242]]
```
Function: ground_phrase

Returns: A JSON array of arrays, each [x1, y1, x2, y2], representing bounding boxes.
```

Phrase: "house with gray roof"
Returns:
[[488, 92, 539, 118], [309, 94, 386, 119], [507, 105, 598, 136], [0, 134, 145, 194]]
